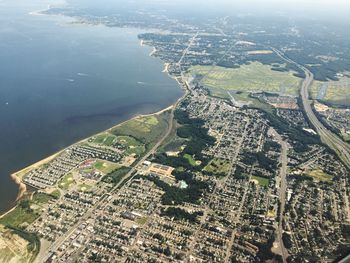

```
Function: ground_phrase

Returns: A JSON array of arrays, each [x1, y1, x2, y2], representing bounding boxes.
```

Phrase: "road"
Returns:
[[177, 32, 199, 67], [273, 129, 289, 263], [272, 48, 350, 169], [37, 86, 187, 263]]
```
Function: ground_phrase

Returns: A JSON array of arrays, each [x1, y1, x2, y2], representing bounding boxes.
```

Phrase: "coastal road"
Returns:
[[272, 48, 350, 169], [38, 85, 188, 262]]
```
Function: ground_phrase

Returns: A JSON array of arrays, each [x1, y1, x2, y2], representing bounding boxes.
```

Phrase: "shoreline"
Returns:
[[1, 6, 183, 218], [4, 102, 180, 218]]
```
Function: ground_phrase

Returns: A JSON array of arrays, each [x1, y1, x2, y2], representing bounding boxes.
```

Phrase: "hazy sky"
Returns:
[[66, 0, 350, 22]]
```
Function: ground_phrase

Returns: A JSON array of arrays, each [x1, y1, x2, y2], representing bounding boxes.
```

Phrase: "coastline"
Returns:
[[1, 6, 183, 218], [4, 102, 179, 217]]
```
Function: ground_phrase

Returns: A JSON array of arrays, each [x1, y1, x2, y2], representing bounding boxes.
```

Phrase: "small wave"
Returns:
[[77, 73, 89, 77]]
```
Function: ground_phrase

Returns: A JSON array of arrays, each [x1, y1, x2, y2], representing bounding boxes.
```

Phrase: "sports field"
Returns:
[[94, 160, 120, 174], [189, 62, 302, 96], [310, 76, 350, 107], [58, 173, 75, 190], [251, 175, 270, 187], [112, 113, 169, 147]]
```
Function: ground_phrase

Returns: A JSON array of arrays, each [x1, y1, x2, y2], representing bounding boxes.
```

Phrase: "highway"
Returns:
[[274, 130, 289, 263], [272, 48, 350, 169]]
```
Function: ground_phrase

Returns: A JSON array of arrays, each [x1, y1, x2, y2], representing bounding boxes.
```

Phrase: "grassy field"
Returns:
[[0, 192, 54, 229], [116, 136, 145, 156], [251, 175, 270, 186], [112, 112, 170, 148], [204, 158, 231, 177], [184, 154, 200, 166], [189, 62, 301, 96], [94, 160, 120, 174], [136, 217, 148, 225], [311, 77, 350, 107], [306, 169, 333, 182], [93, 133, 117, 146], [58, 173, 75, 190], [0, 206, 38, 229]]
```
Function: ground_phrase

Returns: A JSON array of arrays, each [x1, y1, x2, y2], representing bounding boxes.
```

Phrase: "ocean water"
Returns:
[[0, 0, 182, 213]]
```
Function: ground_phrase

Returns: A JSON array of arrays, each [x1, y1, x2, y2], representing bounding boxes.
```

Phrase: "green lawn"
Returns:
[[184, 154, 199, 166], [251, 175, 270, 186], [189, 62, 301, 96]]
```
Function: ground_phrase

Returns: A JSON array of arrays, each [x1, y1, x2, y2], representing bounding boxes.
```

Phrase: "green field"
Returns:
[[189, 62, 301, 96], [184, 154, 200, 166], [311, 77, 350, 107], [204, 158, 231, 177], [306, 169, 333, 182], [0, 206, 38, 229], [93, 133, 117, 146], [116, 136, 145, 156], [58, 173, 75, 190], [136, 217, 148, 225], [112, 113, 169, 148], [251, 175, 270, 186], [94, 160, 120, 174], [0, 192, 54, 229]]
